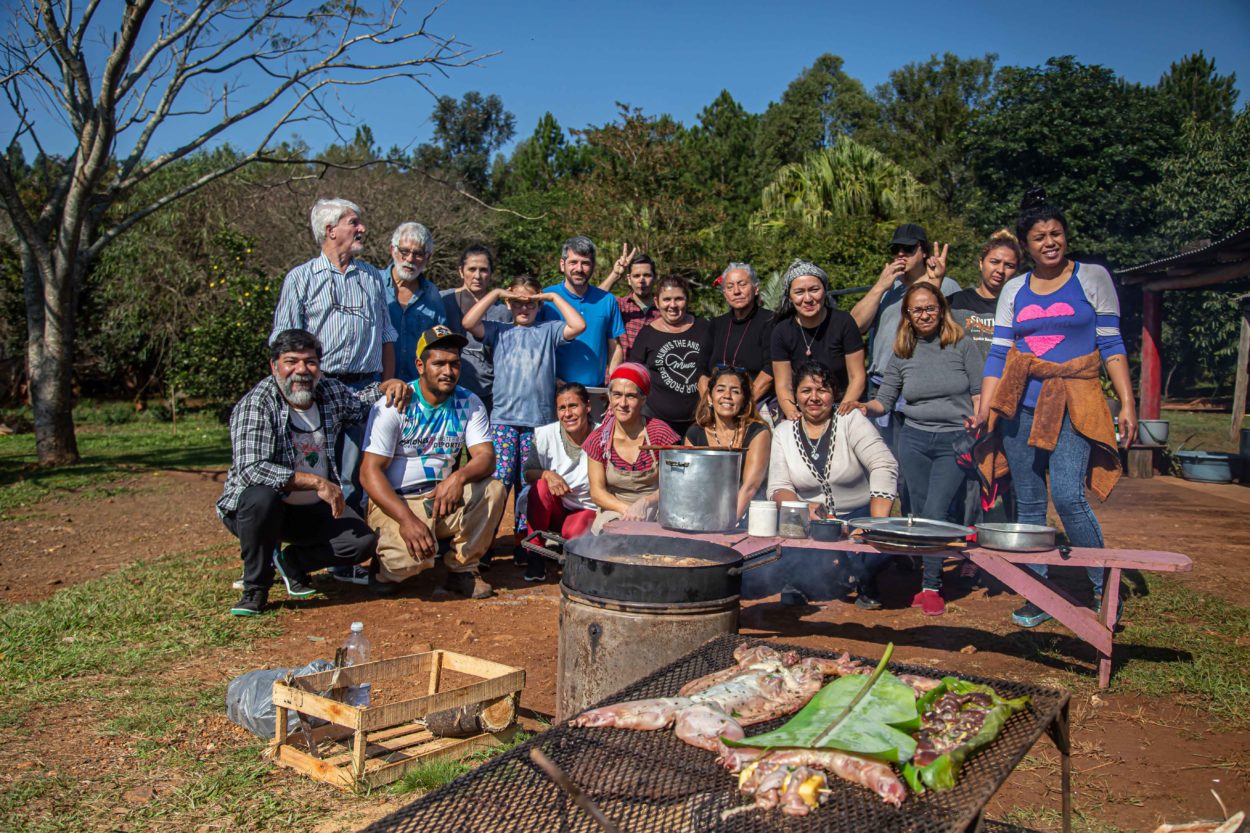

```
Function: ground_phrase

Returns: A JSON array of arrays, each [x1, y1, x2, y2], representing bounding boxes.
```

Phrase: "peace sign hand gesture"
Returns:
[[612, 242, 639, 276], [924, 242, 950, 284]]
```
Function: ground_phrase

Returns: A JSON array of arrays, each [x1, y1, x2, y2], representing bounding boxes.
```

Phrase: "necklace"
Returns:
[[800, 418, 831, 463], [721, 312, 753, 367], [710, 420, 742, 449], [796, 311, 824, 358]]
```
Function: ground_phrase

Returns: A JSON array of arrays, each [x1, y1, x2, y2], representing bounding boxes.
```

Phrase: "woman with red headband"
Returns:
[[583, 362, 681, 533]]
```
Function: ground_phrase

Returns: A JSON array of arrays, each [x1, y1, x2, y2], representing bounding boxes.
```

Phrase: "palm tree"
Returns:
[[753, 137, 932, 232]]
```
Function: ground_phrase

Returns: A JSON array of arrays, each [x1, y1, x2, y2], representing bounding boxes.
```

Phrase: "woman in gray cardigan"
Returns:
[[859, 282, 981, 616], [769, 362, 897, 608]]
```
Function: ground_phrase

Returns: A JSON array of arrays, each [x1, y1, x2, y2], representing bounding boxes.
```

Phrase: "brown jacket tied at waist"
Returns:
[[976, 348, 1121, 501]]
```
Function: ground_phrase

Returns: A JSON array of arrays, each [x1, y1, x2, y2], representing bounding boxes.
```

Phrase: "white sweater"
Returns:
[[767, 410, 898, 512]]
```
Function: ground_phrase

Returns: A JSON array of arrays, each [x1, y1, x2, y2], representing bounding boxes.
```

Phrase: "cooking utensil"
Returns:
[[810, 518, 846, 542], [562, 534, 781, 605], [848, 515, 974, 539], [657, 448, 742, 533], [975, 523, 1058, 553]]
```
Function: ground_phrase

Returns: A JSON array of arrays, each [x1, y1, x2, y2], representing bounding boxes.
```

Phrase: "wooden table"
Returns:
[[1124, 442, 1167, 478], [604, 520, 1193, 689]]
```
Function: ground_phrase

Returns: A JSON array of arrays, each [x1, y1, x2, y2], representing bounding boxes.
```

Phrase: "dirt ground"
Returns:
[[3, 469, 1248, 831]]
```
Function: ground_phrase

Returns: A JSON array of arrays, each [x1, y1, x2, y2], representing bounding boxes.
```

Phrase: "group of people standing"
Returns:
[[217, 189, 1136, 629]]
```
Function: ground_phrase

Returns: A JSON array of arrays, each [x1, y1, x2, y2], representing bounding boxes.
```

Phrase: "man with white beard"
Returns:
[[271, 198, 401, 515], [216, 330, 410, 616], [385, 222, 448, 384]]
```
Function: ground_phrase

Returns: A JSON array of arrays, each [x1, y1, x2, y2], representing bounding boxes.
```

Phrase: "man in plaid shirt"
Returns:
[[217, 329, 410, 616], [598, 247, 660, 355]]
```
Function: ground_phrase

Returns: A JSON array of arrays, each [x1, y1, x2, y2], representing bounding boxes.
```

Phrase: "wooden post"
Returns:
[[1140, 289, 1162, 420], [1233, 295, 1249, 442]]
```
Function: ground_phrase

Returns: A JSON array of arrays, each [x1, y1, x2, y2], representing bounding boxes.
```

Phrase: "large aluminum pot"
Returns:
[[657, 448, 741, 533]]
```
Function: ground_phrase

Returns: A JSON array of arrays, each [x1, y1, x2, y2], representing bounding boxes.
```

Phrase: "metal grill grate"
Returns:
[[363, 635, 1068, 833]]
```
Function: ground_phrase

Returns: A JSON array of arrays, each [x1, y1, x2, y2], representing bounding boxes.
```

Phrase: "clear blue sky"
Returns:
[[7, 0, 1250, 158], [337, 0, 1250, 153]]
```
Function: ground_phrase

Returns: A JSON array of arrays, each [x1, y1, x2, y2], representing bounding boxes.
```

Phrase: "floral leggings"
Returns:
[[491, 424, 536, 533]]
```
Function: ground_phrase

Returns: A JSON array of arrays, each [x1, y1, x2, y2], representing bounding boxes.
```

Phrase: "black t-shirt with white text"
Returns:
[[629, 318, 713, 426], [947, 288, 998, 370]]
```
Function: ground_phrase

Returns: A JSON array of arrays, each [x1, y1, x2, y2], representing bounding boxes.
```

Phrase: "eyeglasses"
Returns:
[[394, 246, 427, 260], [907, 305, 939, 316], [330, 274, 366, 316], [890, 244, 920, 257]]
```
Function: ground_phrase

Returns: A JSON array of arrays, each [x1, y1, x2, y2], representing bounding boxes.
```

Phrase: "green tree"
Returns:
[[1156, 51, 1238, 129], [415, 91, 516, 196], [756, 55, 880, 174], [869, 52, 997, 204], [689, 91, 763, 216], [754, 138, 933, 233], [0, 0, 488, 464], [963, 57, 1173, 267], [501, 112, 582, 196]]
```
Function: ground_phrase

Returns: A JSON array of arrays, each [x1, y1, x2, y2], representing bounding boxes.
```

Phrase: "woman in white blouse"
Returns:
[[768, 361, 898, 608]]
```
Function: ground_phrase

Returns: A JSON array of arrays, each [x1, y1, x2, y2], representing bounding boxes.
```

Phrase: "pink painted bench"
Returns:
[[605, 520, 1193, 688]]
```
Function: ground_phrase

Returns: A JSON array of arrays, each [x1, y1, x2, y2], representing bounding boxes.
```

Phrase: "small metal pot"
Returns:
[[810, 518, 846, 542], [975, 523, 1057, 553]]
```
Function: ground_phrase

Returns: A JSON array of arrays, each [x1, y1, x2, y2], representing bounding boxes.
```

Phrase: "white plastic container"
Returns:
[[747, 500, 778, 536], [341, 621, 373, 707]]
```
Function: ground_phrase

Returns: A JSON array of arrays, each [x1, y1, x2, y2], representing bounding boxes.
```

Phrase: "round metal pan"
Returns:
[[847, 515, 973, 539], [975, 523, 1057, 553]]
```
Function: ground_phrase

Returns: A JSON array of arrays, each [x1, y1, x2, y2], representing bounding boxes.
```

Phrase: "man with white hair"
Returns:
[[217, 329, 410, 616], [271, 198, 399, 515], [384, 221, 447, 384]]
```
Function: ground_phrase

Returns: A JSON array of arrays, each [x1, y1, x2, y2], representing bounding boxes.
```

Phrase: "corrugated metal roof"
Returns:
[[1119, 224, 1250, 280]]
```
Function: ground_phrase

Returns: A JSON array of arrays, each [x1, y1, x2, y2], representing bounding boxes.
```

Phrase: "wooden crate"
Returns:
[[270, 649, 525, 790]]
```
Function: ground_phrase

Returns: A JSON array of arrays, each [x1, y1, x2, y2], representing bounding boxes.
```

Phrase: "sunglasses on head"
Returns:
[[714, 363, 746, 373], [890, 243, 920, 257]]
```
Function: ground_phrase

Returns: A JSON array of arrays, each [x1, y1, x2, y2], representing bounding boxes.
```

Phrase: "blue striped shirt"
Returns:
[[270, 253, 398, 375]]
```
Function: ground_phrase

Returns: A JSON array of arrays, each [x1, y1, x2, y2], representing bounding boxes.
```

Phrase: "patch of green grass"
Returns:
[[0, 545, 272, 727], [389, 730, 533, 796], [0, 404, 229, 513], [1115, 575, 1250, 726], [1163, 410, 1240, 454], [1000, 805, 1130, 833], [0, 772, 87, 833]]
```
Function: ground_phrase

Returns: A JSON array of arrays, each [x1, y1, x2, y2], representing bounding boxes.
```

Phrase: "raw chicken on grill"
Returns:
[[571, 644, 862, 752], [719, 745, 907, 814]]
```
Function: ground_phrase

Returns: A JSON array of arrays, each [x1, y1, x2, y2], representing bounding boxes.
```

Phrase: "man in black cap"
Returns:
[[359, 325, 505, 599]]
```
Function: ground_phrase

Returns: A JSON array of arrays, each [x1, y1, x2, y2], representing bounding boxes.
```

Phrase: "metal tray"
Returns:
[[848, 515, 973, 540]]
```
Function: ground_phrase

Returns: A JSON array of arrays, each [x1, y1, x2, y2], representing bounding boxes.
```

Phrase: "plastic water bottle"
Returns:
[[341, 622, 372, 707]]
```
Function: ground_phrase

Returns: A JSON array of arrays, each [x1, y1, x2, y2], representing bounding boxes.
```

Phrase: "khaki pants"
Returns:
[[368, 479, 507, 583]]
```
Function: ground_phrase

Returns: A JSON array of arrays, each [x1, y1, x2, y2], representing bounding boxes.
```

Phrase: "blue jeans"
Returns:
[[1000, 407, 1105, 594], [897, 424, 967, 591], [336, 374, 381, 514]]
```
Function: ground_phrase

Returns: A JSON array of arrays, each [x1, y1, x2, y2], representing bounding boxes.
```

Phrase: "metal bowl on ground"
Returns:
[[975, 522, 1057, 553]]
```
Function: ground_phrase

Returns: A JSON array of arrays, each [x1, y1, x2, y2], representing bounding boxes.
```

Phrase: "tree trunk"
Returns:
[[22, 249, 80, 465]]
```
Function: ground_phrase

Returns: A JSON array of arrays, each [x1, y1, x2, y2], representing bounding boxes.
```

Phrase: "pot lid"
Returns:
[[847, 515, 973, 539]]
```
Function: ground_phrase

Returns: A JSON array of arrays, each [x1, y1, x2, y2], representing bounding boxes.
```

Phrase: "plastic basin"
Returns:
[[1175, 450, 1238, 484], [1137, 419, 1169, 445]]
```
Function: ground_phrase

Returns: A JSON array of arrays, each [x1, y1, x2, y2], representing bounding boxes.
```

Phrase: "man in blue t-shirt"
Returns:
[[539, 236, 625, 386]]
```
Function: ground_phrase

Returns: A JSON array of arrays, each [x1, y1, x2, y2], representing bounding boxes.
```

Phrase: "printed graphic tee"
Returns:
[[284, 403, 328, 505], [363, 385, 491, 493], [628, 319, 713, 426], [947, 288, 999, 370]]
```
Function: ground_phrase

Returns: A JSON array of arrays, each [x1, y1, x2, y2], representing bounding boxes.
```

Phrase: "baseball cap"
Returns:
[[889, 223, 929, 248], [416, 324, 467, 358]]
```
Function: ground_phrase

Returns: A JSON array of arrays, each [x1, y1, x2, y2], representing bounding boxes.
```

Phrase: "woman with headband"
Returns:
[[770, 259, 867, 421], [583, 362, 681, 533]]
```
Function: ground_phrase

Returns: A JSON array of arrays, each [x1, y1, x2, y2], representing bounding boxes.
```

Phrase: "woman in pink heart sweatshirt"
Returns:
[[975, 188, 1137, 629]]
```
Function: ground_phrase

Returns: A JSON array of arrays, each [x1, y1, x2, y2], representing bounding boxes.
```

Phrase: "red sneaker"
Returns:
[[911, 588, 945, 616]]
